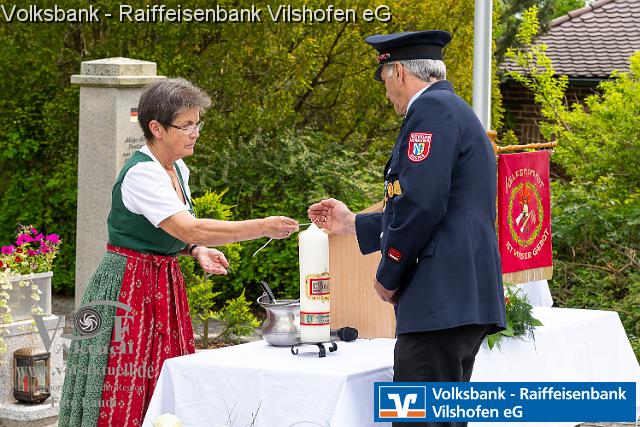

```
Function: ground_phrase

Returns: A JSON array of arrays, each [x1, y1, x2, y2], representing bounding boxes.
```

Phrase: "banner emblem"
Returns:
[[508, 183, 543, 247]]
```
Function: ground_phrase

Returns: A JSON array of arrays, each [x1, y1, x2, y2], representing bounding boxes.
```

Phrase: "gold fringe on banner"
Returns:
[[503, 266, 554, 284]]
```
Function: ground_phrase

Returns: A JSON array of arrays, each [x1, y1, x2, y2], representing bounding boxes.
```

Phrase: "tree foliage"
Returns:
[[180, 190, 247, 348], [506, 7, 640, 359], [0, 1, 502, 303], [494, 0, 586, 64]]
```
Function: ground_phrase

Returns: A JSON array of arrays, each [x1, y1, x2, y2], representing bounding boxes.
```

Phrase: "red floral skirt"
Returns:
[[97, 245, 195, 426]]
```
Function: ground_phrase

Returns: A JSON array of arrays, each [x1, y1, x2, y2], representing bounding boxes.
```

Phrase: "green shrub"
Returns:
[[506, 7, 640, 360], [180, 190, 244, 348], [192, 130, 375, 304], [214, 291, 261, 344]]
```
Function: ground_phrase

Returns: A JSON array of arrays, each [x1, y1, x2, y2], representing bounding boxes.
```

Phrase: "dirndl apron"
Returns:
[[58, 244, 195, 427]]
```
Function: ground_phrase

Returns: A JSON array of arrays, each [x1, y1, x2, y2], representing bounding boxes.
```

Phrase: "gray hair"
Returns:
[[384, 59, 447, 82], [138, 78, 212, 140]]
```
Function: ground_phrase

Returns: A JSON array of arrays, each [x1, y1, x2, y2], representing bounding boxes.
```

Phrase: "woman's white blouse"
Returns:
[[121, 145, 192, 228]]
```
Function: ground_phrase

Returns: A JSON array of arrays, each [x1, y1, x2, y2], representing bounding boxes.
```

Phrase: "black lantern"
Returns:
[[13, 347, 50, 404]]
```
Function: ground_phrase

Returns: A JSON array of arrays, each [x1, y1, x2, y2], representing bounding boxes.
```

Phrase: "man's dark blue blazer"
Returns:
[[355, 80, 507, 335]]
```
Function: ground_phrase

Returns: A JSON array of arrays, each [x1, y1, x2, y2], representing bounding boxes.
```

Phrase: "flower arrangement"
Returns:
[[486, 283, 543, 350], [0, 225, 61, 353], [0, 225, 61, 275]]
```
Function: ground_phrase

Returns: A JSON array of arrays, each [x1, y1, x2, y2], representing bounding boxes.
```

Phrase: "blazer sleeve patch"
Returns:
[[387, 246, 403, 263], [407, 132, 432, 162]]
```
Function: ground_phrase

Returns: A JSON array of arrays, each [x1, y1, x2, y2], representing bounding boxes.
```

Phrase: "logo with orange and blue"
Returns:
[[375, 383, 427, 421]]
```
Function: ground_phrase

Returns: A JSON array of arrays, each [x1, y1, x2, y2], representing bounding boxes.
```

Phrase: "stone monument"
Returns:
[[71, 58, 164, 306]]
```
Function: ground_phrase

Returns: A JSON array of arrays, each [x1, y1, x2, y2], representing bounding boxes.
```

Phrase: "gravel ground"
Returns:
[[52, 294, 638, 426], [51, 293, 75, 336]]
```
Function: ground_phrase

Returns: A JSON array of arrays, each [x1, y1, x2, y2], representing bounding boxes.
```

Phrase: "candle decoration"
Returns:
[[298, 223, 330, 343]]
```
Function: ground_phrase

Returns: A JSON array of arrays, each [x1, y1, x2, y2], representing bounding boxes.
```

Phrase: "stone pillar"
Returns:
[[71, 58, 164, 307]]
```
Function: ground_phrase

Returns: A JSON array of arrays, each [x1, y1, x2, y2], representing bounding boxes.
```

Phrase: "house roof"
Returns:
[[503, 0, 640, 79]]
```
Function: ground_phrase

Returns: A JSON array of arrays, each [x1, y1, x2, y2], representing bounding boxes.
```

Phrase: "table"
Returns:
[[144, 308, 640, 427], [470, 307, 640, 426], [144, 337, 394, 427]]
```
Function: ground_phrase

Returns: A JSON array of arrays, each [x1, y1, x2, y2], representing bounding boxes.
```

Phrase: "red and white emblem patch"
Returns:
[[407, 132, 432, 162], [387, 247, 403, 263]]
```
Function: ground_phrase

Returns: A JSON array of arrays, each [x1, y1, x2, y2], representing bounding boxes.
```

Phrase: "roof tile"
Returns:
[[502, 0, 639, 78]]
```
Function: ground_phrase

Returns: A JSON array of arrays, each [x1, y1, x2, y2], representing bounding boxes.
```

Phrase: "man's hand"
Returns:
[[307, 198, 356, 235], [193, 247, 229, 275], [373, 279, 397, 305]]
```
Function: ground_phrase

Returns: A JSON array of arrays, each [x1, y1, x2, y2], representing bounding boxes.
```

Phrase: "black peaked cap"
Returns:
[[365, 30, 452, 81]]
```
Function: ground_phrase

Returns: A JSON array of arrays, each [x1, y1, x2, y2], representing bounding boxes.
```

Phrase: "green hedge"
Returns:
[[503, 8, 640, 359]]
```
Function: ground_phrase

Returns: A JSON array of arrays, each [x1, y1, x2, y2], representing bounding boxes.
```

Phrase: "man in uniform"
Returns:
[[308, 30, 506, 426]]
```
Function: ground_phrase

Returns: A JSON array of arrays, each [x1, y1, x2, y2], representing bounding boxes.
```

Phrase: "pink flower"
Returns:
[[16, 234, 34, 245], [28, 250, 37, 256], [35, 233, 44, 242], [30, 227, 38, 235], [46, 234, 60, 244], [1, 246, 15, 255]]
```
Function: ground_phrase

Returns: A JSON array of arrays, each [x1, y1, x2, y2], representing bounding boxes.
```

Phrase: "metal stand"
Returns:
[[290, 341, 338, 358]]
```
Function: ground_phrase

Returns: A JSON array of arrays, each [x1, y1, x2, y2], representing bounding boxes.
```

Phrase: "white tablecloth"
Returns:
[[144, 337, 394, 427], [144, 308, 640, 427], [515, 279, 554, 307]]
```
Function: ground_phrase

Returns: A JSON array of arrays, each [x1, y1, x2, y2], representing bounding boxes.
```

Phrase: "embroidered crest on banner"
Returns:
[[507, 182, 544, 248], [407, 132, 432, 162]]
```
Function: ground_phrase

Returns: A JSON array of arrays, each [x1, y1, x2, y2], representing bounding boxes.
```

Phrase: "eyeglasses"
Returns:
[[169, 121, 204, 134]]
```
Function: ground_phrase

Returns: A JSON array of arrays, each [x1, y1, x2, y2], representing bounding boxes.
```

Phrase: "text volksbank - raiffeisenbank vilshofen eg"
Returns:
[[434, 385, 628, 401], [0, 4, 392, 23]]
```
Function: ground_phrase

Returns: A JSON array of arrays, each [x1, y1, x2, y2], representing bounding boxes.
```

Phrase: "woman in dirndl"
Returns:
[[58, 78, 299, 427]]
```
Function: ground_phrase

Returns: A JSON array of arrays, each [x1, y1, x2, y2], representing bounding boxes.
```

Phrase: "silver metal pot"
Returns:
[[257, 294, 301, 346]]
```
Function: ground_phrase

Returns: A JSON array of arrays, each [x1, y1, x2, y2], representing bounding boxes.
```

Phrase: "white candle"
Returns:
[[298, 223, 330, 343]]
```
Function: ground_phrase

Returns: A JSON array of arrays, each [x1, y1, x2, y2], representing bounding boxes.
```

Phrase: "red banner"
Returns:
[[498, 151, 553, 282]]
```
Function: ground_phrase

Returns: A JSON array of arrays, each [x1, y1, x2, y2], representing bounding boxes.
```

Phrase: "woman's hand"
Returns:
[[193, 247, 229, 275], [261, 216, 299, 239]]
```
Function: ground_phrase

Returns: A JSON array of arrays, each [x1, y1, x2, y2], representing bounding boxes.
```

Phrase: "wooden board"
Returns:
[[329, 203, 396, 338]]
